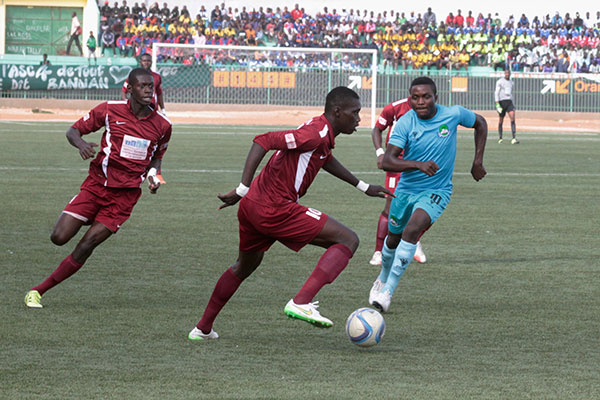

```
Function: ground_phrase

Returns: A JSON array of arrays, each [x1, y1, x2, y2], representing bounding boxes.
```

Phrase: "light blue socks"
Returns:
[[382, 240, 417, 295]]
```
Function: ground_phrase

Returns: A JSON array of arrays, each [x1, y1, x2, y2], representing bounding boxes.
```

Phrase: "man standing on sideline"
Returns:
[[24, 68, 172, 308], [369, 98, 427, 267], [121, 53, 166, 183], [66, 12, 83, 56], [495, 69, 519, 144], [87, 31, 97, 65], [188, 87, 391, 340], [369, 77, 487, 313]]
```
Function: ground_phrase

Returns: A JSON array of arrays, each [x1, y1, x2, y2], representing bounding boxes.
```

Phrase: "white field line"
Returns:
[[1, 166, 598, 178]]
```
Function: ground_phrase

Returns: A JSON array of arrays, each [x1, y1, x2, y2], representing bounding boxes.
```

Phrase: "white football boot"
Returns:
[[413, 241, 427, 264], [188, 327, 219, 340], [371, 289, 392, 313], [369, 251, 382, 266], [284, 299, 333, 327], [368, 279, 385, 305]]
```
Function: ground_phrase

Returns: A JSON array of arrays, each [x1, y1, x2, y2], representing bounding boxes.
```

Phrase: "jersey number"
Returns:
[[305, 208, 322, 220]]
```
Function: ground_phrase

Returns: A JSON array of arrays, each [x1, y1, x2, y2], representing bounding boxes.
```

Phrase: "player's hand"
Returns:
[[418, 161, 439, 176], [78, 142, 98, 160], [148, 175, 160, 194], [471, 162, 487, 181], [217, 188, 242, 209], [365, 184, 394, 198], [376, 154, 384, 169]]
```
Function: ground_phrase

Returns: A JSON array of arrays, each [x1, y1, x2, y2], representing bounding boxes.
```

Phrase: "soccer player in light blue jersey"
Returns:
[[369, 76, 488, 312]]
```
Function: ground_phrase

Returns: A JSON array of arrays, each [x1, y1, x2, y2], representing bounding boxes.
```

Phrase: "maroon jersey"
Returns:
[[121, 71, 163, 107], [72, 100, 172, 188], [246, 115, 335, 205], [375, 98, 411, 145]]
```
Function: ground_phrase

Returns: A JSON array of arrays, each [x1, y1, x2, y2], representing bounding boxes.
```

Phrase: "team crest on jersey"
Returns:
[[438, 124, 450, 137]]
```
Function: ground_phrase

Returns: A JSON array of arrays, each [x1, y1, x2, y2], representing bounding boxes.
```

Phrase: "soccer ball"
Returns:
[[346, 307, 385, 347]]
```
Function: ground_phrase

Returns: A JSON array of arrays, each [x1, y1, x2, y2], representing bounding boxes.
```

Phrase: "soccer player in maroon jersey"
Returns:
[[189, 87, 391, 340], [369, 98, 427, 267], [121, 53, 167, 183], [24, 68, 172, 309]]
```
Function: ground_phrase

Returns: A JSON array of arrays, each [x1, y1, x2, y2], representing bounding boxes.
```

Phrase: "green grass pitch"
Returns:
[[1, 121, 599, 399]]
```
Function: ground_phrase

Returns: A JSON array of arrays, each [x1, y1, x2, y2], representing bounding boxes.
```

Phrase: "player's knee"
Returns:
[[340, 230, 359, 254], [50, 230, 70, 246]]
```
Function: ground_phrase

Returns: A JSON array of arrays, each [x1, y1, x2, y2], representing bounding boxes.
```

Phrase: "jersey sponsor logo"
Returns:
[[83, 113, 90, 121], [120, 134, 150, 160], [285, 133, 297, 149], [389, 216, 399, 226], [305, 207, 322, 220], [116, 121, 126, 125], [319, 155, 327, 159], [378, 116, 388, 126], [438, 124, 450, 137]]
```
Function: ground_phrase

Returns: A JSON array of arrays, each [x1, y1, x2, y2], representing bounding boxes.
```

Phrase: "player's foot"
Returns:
[[24, 290, 43, 308], [371, 289, 392, 313], [284, 299, 333, 328], [413, 241, 427, 263], [369, 278, 385, 305], [498, 138, 504, 144], [511, 138, 520, 144], [156, 174, 167, 184], [188, 327, 219, 341], [369, 251, 382, 266]]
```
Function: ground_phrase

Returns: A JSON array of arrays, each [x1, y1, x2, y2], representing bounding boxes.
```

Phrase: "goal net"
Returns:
[[151, 43, 378, 127]]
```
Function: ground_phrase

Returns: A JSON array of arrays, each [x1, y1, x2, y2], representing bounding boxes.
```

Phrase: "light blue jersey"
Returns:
[[388, 104, 476, 195]]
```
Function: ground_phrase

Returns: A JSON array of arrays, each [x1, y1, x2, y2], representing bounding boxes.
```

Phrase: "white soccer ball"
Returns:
[[346, 307, 385, 347]]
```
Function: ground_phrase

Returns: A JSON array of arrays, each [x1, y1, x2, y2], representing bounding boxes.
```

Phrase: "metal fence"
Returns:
[[2, 64, 599, 113]]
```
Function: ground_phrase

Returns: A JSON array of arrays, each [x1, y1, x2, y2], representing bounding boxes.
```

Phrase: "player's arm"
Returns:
[[470, 113, 487, 181], [322, 156, 392, 198], [66, 127, 98, 160], [382, 144, 439, 176], [146, 158, 162, 194], [217, 142, 267, 209], [157, 92, 165, 111], [371, 125, 385, 169]]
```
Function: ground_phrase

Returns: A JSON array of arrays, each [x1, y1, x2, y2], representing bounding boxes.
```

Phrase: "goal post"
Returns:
[[151, 43, 378, 127]]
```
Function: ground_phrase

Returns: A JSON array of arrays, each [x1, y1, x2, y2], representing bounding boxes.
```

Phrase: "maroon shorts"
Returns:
[[237, 197, 328, 253], [385, 172, 401, 194], [63, 176, 142, 232]]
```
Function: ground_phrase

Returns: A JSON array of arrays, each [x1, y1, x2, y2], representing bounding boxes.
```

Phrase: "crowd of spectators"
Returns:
[[94, 1, 600, 73]]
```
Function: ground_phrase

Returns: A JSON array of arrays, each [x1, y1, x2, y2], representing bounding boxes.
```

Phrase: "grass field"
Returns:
[[1, 121, 599, 399]]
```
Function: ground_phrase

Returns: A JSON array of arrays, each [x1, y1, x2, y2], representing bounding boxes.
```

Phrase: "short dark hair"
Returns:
[[140, 53, 152, 60], [128, 67, 152, 85], [325, 86, 359, 112], [410, 76, 437, 95]]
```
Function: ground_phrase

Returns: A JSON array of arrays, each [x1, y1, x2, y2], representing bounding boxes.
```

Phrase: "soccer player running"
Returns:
[[369, 77, 487, 312], [495, 69, 519, 144], [24, 68, 172, 308], [121, 53, 167, 183], [189, 87, 391, 340], [370, 98, 427, 267]]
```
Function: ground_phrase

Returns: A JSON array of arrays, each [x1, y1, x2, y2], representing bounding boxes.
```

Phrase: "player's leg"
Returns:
[[372, 191, 449, 312], [498, 113, 505, 143], [508, 109, 518, 143], [190, 250, 264, 340], [26, 222, 113, 308], [282, 216, 357, 328], [370, 195, 392, 266]]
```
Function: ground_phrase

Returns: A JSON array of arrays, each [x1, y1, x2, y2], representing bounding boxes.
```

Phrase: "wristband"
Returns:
[[148, 167, 157, 178], [375, 148, 385, 157], [235, 183, 249, 197], [356, 180, 369, 193]]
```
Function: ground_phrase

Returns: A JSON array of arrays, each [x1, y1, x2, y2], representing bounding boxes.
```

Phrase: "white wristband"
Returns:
[[147, 168, 157, 178], [235, 183, 249, 197], [356, 180, 369, 193], [375, 148, 385, 157]]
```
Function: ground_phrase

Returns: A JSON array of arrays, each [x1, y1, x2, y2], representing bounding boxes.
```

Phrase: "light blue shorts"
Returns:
[[388, 190, 451, 235]]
